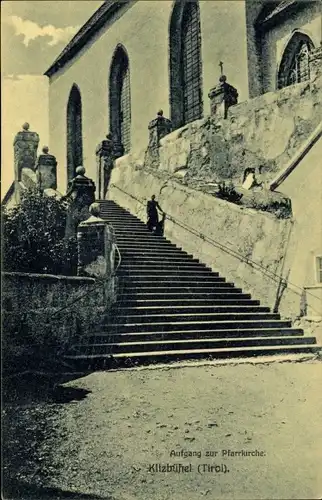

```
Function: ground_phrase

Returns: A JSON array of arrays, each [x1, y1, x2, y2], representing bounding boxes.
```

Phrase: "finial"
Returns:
[[157, 109, 164, 117], [89, 202, 101, 217], [76, 165, 86, 176], [42, 146, 49, 154], [22, 122, 30, 131], [106, 133, 112, 140], [219, 74, 227, 83], [219, 61, 224, 76]]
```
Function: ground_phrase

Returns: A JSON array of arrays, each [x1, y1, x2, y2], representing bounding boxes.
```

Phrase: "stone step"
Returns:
[[120, 276, 227, 284], [109, 312, 280, 324], [119, 263, 209, 270], [110, 305, 270, 315], [101, 319, 290, 333], [65, 344, 319, 368], [116, 245, 184, 252], [120, 250, 195, 258], [120, 257, 202, 264], [118, 269, 218, 276], [119, 286, 239, 294], [85, 328, 305, 343], [116, 243, 181, 251], [70, 336, 316, 356], [118, 298, 259, 306]]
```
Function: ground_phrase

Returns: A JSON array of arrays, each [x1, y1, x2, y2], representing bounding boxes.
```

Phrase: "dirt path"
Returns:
[[3, 359, 322, 500]]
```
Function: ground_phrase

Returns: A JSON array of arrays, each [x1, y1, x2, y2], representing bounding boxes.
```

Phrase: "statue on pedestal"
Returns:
[[13, 123, 39, 181], [35, 146, 57, 190], [95, 133, 115, 199], [64, 166, 96, 237]]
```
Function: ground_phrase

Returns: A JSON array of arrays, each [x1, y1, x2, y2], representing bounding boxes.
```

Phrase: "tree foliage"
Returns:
[[2, 187, 78, 275]]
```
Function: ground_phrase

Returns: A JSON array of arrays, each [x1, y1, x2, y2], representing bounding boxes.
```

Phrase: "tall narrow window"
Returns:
[[109, 45, 131, 155], [66, 84, 83, 185], [277, 33, 314, 90], [170, 0, 203, 129]]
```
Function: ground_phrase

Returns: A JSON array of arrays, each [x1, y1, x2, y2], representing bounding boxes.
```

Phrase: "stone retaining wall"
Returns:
[[2, 272, 117, 373], [153, 75, 322, 187]]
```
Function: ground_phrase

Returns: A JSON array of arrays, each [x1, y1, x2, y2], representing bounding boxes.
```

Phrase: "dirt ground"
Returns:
[[3, 356, 322, 500]]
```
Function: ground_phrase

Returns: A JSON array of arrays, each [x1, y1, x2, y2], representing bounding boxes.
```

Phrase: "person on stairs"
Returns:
[[147, 195, 164, 233]]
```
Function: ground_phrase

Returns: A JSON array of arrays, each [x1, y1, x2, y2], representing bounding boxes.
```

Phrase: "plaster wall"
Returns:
[[48, 0, 249, 194], [277, 134, 322, 316]]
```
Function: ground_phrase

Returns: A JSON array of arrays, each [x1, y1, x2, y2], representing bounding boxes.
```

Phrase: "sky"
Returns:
[[1, 0, 104, 197]]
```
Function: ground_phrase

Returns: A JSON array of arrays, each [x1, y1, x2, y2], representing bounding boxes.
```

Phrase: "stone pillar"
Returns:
[[64, 166, 96, 238], [208, 76, 239, 119], [13, 123, 39, 181], [309, 45, 322, 81], [95, 133, 115, 199], [145, 110, 172, 169], [35, 146, 57, 190], [77, 203, 115, 278]]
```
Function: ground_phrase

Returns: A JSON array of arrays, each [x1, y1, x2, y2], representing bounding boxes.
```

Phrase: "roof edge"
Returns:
[[44, 1, 127, 78]]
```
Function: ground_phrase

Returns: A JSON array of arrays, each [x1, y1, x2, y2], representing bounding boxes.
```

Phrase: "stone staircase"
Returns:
[[66, 200, 319, 368]]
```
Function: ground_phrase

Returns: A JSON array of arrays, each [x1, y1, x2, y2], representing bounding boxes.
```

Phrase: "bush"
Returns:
[[216, 181, 243, 204], [2, 187, 78, 275]]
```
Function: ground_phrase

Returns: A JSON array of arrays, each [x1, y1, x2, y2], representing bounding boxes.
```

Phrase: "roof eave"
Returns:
[[44, 1, 123, 78]]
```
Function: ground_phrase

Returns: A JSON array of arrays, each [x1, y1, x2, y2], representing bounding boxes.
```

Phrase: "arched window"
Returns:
[[109, 45, 131, 155], [277, 32, 314, 90], [169, 0, 203, 129], [66, 84, 83, 185]]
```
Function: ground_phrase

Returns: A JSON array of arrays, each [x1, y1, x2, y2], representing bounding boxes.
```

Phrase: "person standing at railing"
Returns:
[[147, 195, 164, 233]]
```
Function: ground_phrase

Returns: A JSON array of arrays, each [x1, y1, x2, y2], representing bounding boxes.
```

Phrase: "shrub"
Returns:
[[2, 187, 78, 275], [216, 181, 243, 204]]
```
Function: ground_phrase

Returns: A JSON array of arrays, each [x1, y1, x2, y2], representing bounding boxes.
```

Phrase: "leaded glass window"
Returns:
[[278, 35, 313, 90], [109, 45, 131, 155], [66, 84, 83, 185], [169, 0, 203, 129], [181, 2, 203, 124]]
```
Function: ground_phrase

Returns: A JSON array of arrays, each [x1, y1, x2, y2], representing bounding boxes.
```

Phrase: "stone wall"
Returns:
[[155, 74, 322, 187], [109, 159, 304, 318], [2, 272, 117, 373]]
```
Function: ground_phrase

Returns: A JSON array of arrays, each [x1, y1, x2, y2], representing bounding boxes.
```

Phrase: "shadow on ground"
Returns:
[[3, 480, 113, 500]]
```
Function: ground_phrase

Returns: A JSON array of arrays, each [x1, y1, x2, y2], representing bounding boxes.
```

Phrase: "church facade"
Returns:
[[45, 0, 322, 192]]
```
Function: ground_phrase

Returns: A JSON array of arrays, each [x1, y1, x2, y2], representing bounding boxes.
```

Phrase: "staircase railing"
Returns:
[[109, 183, 321, 310]]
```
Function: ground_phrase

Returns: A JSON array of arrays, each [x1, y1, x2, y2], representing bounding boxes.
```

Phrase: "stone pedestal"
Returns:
[[77, 203, 115, 278], [112, 137, 125, 160], [309, 45, 322, 81], [145, 110, 172, 168], [208, 76, 239, 119], [64, 166, 96, 238], [13, 123, 39, 181], [36, 146, 57, 190], [95, 134, 114, 199], [208, 84, 226, 118]]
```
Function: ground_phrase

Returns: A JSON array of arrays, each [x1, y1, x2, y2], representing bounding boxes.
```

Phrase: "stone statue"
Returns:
[[35, 146, 57, 190], [95, 133, 115, 198], [145, 110, 173, 169], [13, 123, 40, 181], [208, 65, 239, 119], [64, 166, 96, 237]]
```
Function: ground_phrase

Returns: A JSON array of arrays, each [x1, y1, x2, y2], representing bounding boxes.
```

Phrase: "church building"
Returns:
[[44, 0, 322, 191]]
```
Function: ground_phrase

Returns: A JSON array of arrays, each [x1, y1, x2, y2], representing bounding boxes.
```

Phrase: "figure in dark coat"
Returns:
[[147, 195, 163, 232]]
